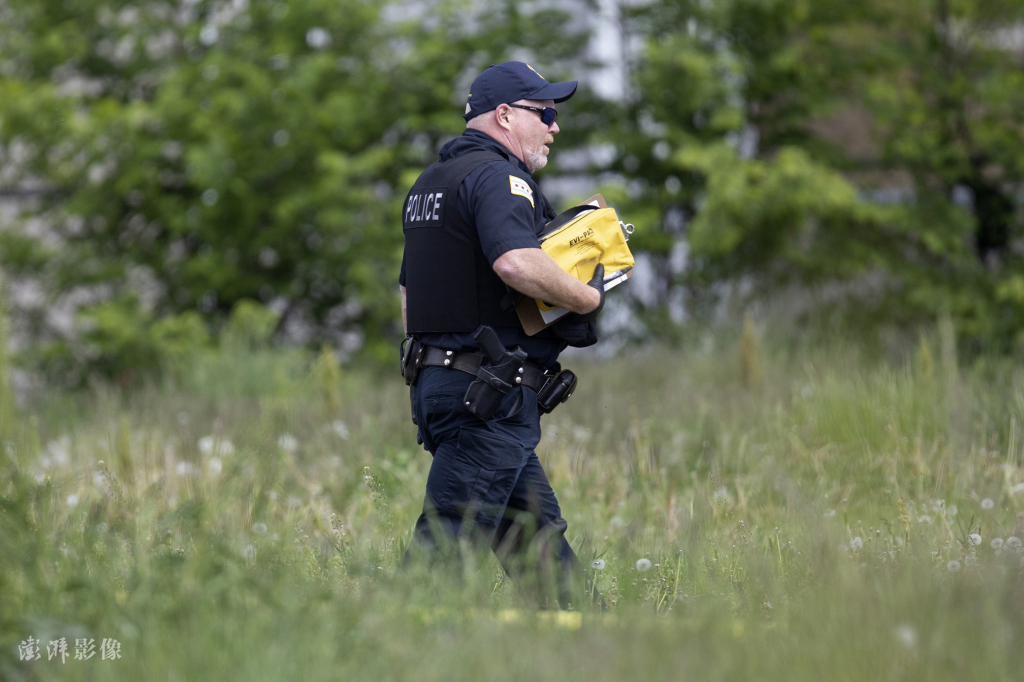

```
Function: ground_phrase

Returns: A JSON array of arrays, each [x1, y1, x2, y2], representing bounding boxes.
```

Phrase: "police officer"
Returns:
[[399, 62, 605, 607]]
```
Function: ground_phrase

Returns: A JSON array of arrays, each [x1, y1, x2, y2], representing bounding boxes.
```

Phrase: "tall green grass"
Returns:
[[3, 328, 1024, 681]]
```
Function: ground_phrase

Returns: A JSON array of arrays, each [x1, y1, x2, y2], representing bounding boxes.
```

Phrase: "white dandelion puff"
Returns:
[[712, 486, 729, 502], [947, 560, 962, 572], [198, 436, 234, 456], [591, 559, 605, 570], [1006, 536, 1022, 551], [895, 624, 917, 648], [823, 509, 836, 518], [252, 522, 267, 535], [175, 461, 200, 477], [636, 558, 652, 572], [917, 514, 932, 525], [981, 498, 995, 510], [969, 533, 982, 546], [242, 544, 256, 559], [287, 495, 302, 507], [991, 538, 1004, 550], [946, 504, 958, 517], [332, 420, 349, 439], [850, 537, 864, 551], [66, 494, 79, 507], [208, 456, 222, 476], [278, 434, 298, 452], [931, 499, 945, 512]]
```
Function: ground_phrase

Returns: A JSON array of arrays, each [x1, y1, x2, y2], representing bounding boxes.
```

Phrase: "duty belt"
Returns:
[[419, 346, 550, 391]]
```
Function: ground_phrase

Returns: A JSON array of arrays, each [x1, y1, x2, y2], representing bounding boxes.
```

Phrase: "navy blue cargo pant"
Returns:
[[405, 366, 582, 606]]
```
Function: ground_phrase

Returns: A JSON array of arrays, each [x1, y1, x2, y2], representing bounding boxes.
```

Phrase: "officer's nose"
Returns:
[[549, 121, 559, 135]]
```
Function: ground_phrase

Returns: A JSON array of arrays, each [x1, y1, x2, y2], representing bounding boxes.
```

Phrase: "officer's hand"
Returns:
[[572, 263, 605, 323]]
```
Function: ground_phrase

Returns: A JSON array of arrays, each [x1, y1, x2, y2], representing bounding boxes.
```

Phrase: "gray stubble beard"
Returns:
[[525, 148, 548, 174]]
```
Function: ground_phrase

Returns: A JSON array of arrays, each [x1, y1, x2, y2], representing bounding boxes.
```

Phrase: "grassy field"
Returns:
[[3, 326, 1024, 681]]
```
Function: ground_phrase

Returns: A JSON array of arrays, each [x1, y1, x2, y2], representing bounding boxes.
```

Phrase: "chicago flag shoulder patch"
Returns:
[[509, 176, 535, 208]]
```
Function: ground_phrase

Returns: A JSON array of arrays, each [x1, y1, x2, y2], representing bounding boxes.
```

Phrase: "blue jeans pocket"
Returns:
[[436, 428, 524, 528]]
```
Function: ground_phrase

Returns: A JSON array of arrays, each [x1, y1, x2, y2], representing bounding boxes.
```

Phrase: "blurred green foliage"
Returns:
[[608, 0, 1024, 345], [0, 0, 585, 381], [3, 0, 1024, 382]]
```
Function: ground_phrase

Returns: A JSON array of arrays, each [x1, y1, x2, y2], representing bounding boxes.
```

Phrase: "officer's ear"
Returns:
[[495, 104, 514, 131]]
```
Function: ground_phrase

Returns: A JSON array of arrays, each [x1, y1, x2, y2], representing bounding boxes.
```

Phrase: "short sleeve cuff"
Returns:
[[485, 238, 541, 266]]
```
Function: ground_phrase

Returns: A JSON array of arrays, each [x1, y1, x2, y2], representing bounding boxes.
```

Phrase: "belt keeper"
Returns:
[[444, 350, 452, 367]]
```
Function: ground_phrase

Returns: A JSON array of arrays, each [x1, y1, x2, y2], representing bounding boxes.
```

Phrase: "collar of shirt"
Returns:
[[437, 129, 533, 177]]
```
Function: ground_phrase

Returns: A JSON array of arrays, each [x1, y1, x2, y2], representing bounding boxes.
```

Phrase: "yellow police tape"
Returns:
[[537, 207, 635, 312]]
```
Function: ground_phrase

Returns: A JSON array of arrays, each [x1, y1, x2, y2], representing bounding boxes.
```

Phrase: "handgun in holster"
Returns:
[[464, 326, 529, 421]]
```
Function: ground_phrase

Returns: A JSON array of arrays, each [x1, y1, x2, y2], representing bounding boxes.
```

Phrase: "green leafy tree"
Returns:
[[0, 0, 587, 382], [609, 0, 1024, 346]]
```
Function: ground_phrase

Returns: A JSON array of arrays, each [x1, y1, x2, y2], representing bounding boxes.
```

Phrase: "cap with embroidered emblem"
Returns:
[[464, 61, 577, 122]]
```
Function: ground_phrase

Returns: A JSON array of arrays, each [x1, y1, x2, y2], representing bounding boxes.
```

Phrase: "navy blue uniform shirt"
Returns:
[[400, 129, 565, 368]]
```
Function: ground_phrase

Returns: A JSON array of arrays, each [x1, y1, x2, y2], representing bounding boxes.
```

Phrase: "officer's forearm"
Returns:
[[493, 248, 601, 314], [400, 285, 407, 334]]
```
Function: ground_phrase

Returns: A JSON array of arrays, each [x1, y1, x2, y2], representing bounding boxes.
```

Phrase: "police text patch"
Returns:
[[403, 187, 445, 227], [509, 176, 534, 208]]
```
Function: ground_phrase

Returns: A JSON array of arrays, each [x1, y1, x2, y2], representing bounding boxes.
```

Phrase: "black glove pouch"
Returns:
[[537, 369, 578, 414]]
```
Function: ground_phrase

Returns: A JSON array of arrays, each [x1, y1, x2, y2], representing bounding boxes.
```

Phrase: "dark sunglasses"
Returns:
[[508, 104, 558, 126]]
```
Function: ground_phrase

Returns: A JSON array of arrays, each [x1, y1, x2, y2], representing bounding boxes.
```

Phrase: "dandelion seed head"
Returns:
[[823, 509, 836, 518], [895, 624, 917, 648], [278, 433, 298, 452], [981, 498, 995, 510], [66, 494, 79, 507], [850, 537, 863, 551], [175, 461, 199, 477], [917, 514, 932, 524], [592, 559, 605, 570], [991, 538, 1003, 550], [242, 544, 256, 559], [636, 558, 652, 572], [947, 560, 962, 572], [1006, 536, 1022, 550], [252, 522, 267, 535], [332, 420, 349, 440], [969, 533, 982, 546], [946, 504, 958, 517]]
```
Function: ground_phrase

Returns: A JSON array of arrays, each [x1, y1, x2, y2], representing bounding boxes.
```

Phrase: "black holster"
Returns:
[[463, 326, 528, 421], [400, 336, 425, 427], [400, 335, 424, 387]]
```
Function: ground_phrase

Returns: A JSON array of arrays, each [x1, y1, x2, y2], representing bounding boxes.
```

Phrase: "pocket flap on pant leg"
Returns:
[[456, 428, 524, 470]]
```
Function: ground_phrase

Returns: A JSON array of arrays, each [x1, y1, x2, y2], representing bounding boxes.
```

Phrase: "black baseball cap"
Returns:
[[463, 62, 578, 122]]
